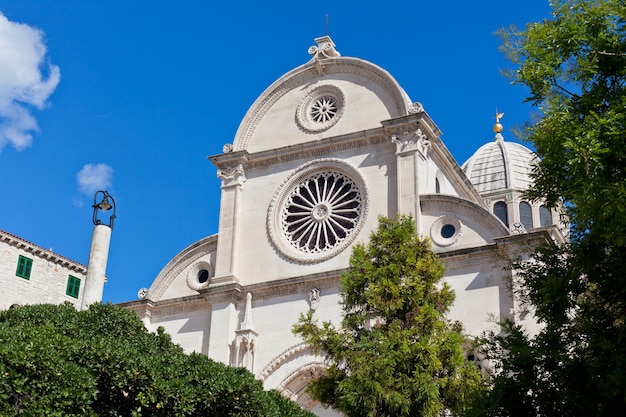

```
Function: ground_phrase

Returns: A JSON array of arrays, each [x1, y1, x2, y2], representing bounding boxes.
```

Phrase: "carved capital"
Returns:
[[392, 128, 430, 157], [217, 164, 246, 188]]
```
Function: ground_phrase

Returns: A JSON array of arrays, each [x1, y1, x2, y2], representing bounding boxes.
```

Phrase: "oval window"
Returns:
[[197, 269, 210, 284]]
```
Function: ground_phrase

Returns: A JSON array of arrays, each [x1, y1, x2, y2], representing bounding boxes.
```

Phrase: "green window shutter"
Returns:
[[16, 256, 33, 279], [66, 275, 81, 298]]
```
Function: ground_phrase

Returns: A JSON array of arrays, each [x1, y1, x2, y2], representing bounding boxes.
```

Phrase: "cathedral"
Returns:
[[121, 36, 564, 416]]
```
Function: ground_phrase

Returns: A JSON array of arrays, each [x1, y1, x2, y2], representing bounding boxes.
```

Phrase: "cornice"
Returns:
[[122, 269, 346, 318], [437, 243, 505, 269], [119, 294, 209, 319], [210, 113, 448, 173], [0, 229, 86, 274], [437, 229, 552, 270], [242, 269, 344, 300], [210, 127, 389, 171]]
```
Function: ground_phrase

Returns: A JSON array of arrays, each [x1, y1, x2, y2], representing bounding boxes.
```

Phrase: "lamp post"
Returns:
[[81, 190, 116, 310]]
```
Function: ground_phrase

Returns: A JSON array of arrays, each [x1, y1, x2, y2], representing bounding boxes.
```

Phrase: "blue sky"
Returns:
[[0, 1, 553, 304]]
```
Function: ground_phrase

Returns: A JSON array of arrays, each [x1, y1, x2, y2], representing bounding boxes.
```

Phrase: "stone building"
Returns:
[[0, 229, 87, 310], [121, 36, 565, 416]]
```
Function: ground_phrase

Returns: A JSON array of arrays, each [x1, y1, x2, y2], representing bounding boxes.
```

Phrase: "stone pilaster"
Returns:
[[213, 164, 246, 285], [392, 127, 430, 233]]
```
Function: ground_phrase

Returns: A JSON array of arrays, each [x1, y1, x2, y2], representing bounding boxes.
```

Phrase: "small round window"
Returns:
[[430, 216, 462, 247], [441, 224, 456, 239], [310, 96, 338, 123], [296, 85, 345, 133], [197, 269, 210, 284], [186, 261, 213, 291]]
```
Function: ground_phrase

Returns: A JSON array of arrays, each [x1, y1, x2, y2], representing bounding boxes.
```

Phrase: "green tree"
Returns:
[[293, 215, 485, 417], [474, 1, 626, 415], [0, 302, 314, 417]]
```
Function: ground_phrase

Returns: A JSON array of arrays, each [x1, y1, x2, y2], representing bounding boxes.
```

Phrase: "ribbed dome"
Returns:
[[462, 133, 537, 194]]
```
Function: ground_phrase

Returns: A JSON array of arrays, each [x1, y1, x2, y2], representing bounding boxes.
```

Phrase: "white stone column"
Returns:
[[81, 224, 111, 310]]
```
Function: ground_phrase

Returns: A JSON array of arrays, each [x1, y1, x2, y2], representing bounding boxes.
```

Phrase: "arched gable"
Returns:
[[420, 194, 510, 252], [146, 234, 218, 301], [232, 51, 413, 153]]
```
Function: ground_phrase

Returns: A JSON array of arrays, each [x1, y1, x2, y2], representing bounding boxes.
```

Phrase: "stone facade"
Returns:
[[0, 229, 87, 310], [120, 36, 566, 416]]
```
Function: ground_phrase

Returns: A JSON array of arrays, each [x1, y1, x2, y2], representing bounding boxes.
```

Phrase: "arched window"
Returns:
[[435, 178, 441, 194], [519, 201, 533, 230], [539, 205, 552, 227], [493, 201, 508, 226]]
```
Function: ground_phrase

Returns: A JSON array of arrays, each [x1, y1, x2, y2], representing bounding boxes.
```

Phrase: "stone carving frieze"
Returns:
[[260, 342, 310, 379]]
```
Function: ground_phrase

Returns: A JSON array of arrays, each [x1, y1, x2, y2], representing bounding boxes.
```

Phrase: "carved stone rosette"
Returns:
[[407, 101, 424, 114], [510, 222, 527, 235]]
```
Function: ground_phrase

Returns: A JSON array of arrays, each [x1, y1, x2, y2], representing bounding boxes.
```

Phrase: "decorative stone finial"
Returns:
[[138, 287, 148, 299], [493, 110, 505, 141], [407, 102, 424, 114], [308, 36, 340, 75], [308, 35, 340, 60], [240, 292, 255, 330]]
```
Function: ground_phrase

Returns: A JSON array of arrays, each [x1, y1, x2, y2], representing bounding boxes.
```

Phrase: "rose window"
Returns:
[[281, 172, 361, 253], [296, 84, 345, 133], [309, 96, 338, 124]]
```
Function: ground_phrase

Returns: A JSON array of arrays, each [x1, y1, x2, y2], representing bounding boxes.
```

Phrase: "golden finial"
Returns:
[[493, 110, 504, 133]]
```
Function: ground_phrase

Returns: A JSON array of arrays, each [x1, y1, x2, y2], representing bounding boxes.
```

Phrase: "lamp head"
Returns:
[[96, 195, 113, 211], [92, 190, 116, 228]]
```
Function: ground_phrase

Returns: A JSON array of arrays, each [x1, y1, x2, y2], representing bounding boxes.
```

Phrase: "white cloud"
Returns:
[[77, 163, 114, 196], [0, 13, 60, 152]]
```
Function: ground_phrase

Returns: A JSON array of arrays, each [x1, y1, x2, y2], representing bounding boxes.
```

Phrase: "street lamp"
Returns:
[[82, 190, 116, 310], [92, 190, 116, 228]]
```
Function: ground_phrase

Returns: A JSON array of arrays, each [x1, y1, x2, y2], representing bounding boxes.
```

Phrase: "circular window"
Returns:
[[186, 261, 213, 291], [296, 85, 345, 133], [283, 171, 360, 253], [268, 159, 369, 263], [310, 96, 338, 123], [430, 216, 462, 247], [441, 224, 456, 239]]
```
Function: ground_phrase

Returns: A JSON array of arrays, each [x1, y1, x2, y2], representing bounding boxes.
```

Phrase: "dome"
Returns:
[[461, 133, 537, 194]]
